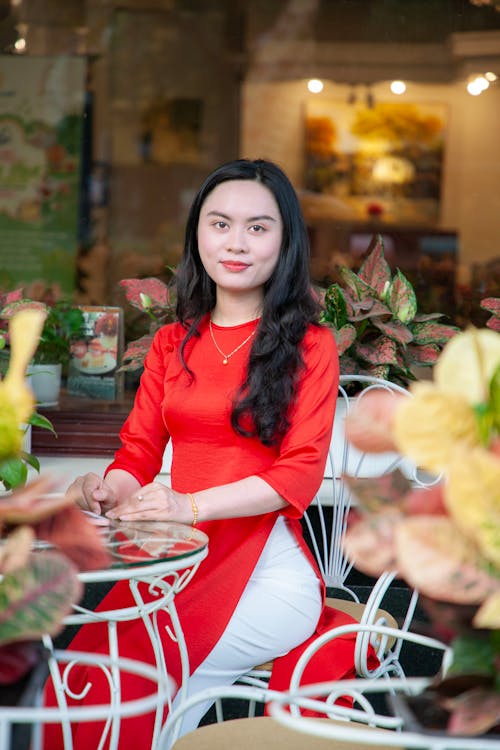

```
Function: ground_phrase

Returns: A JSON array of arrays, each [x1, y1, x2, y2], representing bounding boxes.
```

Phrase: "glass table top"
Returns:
[[29, 517, 209, 570], [101, 519, 209, 568]]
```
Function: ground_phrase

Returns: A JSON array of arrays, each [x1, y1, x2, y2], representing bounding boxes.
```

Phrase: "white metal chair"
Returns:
[[243, 375, 439, 688], [301, 374, 441, 680], [160, 624, 453, 750]]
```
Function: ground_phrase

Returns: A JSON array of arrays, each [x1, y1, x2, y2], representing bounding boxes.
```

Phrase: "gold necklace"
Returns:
[[209, 319, 256, 365]]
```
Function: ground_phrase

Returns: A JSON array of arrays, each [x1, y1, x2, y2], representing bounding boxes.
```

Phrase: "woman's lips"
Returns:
[[221, 261, 250, 272]]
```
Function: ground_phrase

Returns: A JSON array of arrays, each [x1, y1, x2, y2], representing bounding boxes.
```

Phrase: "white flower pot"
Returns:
[[27, 363, 62, 407]]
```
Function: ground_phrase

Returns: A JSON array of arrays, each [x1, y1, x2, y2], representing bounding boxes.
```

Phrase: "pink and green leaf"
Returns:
[[338, 266, 373, 300], [349, 298, 391, 321], [406, 342, 440, 365], [332, 324, 357, 355], [120, 333, 155, 371], [480, 297, 500, 316], [410, 321, 459, 345], [119, 277, 172, 312], [0, 552, 82, 646], [387, 270, 417, 323], [372, 318, 414, 346], [353, 337, 399, 366], [357, 235, 392, 297]]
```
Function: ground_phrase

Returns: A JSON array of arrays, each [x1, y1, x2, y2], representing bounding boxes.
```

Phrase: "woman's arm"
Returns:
[[104, 474, 286, 524]]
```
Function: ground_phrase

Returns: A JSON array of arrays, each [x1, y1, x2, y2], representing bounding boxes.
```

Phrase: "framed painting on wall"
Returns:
[[303, 98, 447, 225]]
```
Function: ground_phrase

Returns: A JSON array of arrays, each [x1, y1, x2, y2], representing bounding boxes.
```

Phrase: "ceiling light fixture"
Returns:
[[390, 80, 406, 95], [307, 78, 324, 94]]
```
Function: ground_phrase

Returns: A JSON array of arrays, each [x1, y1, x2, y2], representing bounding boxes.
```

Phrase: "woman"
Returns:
[[45, 159, 361, 748]]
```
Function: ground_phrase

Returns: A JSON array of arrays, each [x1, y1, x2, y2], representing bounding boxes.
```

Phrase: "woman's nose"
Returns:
[[227, 226, 247, 252]]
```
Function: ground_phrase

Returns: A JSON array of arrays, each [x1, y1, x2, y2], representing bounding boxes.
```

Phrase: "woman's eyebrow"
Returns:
[[206, 210, 277, 223]]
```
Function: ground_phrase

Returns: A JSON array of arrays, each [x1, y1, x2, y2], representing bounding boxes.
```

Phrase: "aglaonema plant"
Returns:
[[320, 235, 459, 387]]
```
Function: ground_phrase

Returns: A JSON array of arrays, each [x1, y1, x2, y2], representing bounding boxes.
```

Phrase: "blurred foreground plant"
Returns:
[[342, 326, 500, 736], [0, 309, 110, 687]]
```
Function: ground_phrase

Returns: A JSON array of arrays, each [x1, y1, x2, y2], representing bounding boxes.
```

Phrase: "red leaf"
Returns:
[[480, 297, 500, 315], [0, 641, 41, 685], [36, 504, 111, 572], [119, 278, 172, 311], [486, 317, 500, 332], [357, 235, 392, 297]]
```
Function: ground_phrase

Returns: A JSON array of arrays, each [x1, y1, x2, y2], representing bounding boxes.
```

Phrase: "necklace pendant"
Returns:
[[222, 358, 228, 365]]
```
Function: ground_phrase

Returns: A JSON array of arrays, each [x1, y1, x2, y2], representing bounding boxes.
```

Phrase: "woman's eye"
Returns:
[[249, 224, 265, 233], [214, 221, 228, 229]]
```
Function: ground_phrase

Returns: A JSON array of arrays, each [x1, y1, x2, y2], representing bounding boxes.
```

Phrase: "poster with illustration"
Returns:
[[0, 56, 86, 293], [303, 99, 447, 225], [67, 307, 124, 400]]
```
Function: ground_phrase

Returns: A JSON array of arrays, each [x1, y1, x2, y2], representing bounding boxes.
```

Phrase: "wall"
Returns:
[[241, 77, 500, 270]]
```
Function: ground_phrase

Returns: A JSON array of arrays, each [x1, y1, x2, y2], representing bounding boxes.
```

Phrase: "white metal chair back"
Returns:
[[301, 374, 442, 679], [303, 374, 438, 600]]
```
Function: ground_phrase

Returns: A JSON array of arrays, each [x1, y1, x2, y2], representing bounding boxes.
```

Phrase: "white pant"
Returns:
[[169, 516, 322, 742]]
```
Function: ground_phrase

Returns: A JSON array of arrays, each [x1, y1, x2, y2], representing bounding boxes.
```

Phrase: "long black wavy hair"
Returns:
[[175, 158, 321, 446]]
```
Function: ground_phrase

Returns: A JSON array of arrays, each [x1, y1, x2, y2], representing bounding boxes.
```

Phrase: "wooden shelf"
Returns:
[[32, 390, 134, 457]]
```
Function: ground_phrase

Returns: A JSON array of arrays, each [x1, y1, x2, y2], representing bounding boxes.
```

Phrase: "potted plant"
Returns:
[[118, 274, 177, 372], [0, 308, 110, 746], [116, 240, 459, 387], [1, 295, 85, 406], [319, 235, 459, 388], [341, 326, 500, 737]]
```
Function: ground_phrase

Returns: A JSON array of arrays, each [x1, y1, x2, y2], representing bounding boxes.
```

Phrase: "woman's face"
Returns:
[[197, 179, 283, 304]]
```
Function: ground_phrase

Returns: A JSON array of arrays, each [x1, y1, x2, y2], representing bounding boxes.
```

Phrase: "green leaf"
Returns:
[[357, 235, 392, 298], [0, 552, 82, 646], [489, 364, 500, 434], [0, 457, 28, 489], [19, 451, 40, 472], [387, 269, 417, 323], [28, 412, 56, 435], [322, 284, 347, 328], [449, 634, 497, 678]]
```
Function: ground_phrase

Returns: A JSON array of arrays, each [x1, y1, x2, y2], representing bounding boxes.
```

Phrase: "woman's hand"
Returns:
[[105, 482, 194, 525], [65, 472, 118, 516]]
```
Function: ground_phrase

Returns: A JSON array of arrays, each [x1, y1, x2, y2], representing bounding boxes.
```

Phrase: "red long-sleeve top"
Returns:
[[45, 317, 371, 749]]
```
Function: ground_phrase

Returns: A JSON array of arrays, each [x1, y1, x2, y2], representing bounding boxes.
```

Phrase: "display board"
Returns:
[[0, 55, 86, 294]]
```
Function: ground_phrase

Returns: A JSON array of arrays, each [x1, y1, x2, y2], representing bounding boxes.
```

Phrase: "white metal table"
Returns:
[[41, 519, 209, 750]]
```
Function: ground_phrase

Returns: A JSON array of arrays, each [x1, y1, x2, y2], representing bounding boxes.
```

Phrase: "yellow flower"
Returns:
[[392, 382, 481, 473], [0, 400, 24, 458], [0, 309, 46, 456], [434, 327, 500, 404], [446, 446, 500, 568]]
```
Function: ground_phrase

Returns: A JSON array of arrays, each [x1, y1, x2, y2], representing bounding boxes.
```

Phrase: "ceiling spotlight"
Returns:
[[307, 78, 324, 94], [485, 71, 498, 82], [467, 75, 489, 95], [390, 80, 406, 95]]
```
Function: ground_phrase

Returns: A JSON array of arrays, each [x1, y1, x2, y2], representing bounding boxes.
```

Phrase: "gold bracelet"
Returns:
[[186, 492, 198, 526]]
